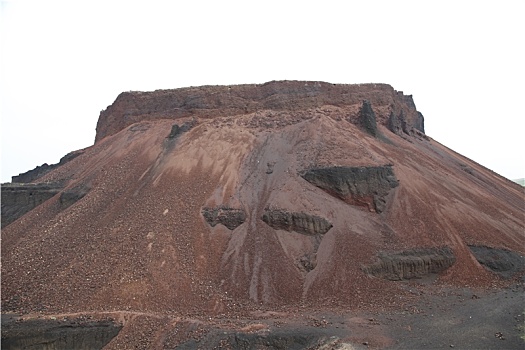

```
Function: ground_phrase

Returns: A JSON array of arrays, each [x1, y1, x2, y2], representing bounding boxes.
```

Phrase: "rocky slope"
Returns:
[[2, 81, 524, 348]]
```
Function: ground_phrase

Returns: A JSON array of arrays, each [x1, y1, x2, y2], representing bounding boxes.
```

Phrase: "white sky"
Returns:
[[1, 0, 524, 183]]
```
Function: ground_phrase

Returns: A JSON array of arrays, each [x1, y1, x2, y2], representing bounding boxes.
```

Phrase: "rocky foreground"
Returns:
[[2, 81, 524, 349]]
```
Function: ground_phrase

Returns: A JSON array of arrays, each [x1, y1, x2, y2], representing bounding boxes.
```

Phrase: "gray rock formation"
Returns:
[[1, 183, 62, 227], [1, 317, 122, 350], [358, 100, 378, 137], [363, 247, 456, 280], [201, 207, 246, 230], [387, 110, 408, 135], [388, 110, 425, 136], [167, 119, 196, 139], [468, 245, 525, 279], [11, 150, 83, 183], [1, 182, 90, 227], [300, 165, 399, 213], [261, 209, 332, 236]]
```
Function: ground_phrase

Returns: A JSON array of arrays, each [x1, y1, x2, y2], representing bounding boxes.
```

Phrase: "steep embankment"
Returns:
[[2, 81, 524, 320]]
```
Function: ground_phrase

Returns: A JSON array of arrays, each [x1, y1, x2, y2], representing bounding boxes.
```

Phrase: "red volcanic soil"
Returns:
[[2, 81, 524, 349]]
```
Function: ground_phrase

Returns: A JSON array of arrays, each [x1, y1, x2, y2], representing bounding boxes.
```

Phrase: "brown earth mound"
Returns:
[[2, 81, 524, 348]]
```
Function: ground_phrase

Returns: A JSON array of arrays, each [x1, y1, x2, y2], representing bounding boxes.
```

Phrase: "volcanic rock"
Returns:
[[358, 100, 379, 137], [1, 81, 524, 348], [363, 247, 456, 280], [261, 209, 332, 236], [300, 165, 399, 213], [468, 245, 525, 279], [167, 119, 196, 139], [95, 81, 426, 142], [1, 316, 121, 350], [1, 183, 62, 227], [202, 207, 246, 230], [11, 150, 84, 183]]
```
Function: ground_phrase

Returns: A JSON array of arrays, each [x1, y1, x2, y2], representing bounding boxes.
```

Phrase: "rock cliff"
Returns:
[[95, 81, 425, 142]]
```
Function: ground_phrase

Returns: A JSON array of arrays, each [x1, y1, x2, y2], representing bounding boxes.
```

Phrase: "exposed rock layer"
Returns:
[[202, 207, 246, 230], [11, 151, 83, 183], [358, 100, 379, 137], [301, 166, 399, 213], [1, 183, 62, 227], [95, 81, 425, 142], [261, 209, 332, 236], [363, 247, 456, 280], [1, 317, 122, 350]]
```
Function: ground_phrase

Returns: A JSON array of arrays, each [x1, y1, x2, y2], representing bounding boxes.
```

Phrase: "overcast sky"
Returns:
[[1, 0, 524, 183]]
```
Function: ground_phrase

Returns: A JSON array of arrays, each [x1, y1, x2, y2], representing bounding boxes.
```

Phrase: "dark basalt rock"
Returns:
[[468, 245, 525, 279], [1, 183, 62, 227], [202, 207, 246, 230], [300, 165, 399, 213], [388, 110, 425, 136], [1, 182, 90, 227], [358, 100, 378, 137], [1, 316, 122, 350], [12, 150, 84, 183], [167, 119, 196, 139], [414, 111, 425, 133], [363, 247, 456, 280], [388, 110, 409, 135], [261, 209, 332, 236]]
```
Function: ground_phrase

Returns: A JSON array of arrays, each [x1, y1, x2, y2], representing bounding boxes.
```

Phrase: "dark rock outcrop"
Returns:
[[1, 182, 90, 227], [387, 111, 408, 135], [167, 119, 196, 139], [363, 247, 456, 280], [202, 207, 246, 230], [358, 100, 378, 137], [468, 245, 525, 279], [1, 183, 62, 227], [12, 150, 84, 183], [414, 111, 425, 133], [300, 165, 399, 213], [388, 110, 425, 136], [261, 209, 332, 236], [1, 316, 122, 350]]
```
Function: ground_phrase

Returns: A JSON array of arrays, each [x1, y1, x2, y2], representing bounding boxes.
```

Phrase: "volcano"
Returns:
[[2, 81, 524, 349]]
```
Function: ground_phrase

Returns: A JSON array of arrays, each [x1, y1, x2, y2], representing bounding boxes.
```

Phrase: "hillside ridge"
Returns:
[[95, 80, 424, 142]]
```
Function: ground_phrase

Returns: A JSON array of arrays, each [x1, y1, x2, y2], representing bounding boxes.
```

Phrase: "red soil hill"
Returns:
[[2, 81, 524, 318]]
